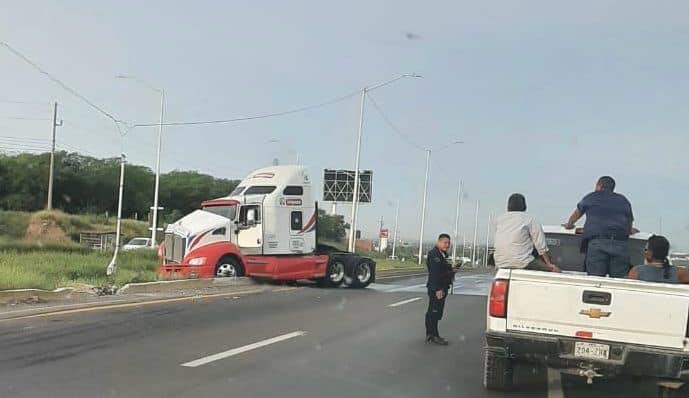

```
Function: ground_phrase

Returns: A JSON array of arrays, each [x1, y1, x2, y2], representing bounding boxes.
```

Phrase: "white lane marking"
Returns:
[[376, 273, 428, 280], [181, 331, 307, 368], [388, 283, 427, 292], [388, 297, 422, 307], [547, 368, 564, 398]]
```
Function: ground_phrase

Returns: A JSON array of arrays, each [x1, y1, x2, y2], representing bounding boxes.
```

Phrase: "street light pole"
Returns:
[[347, 73, 422, 253], [150, 89, 164, 247], [107, 153, 126, 276], [451, 179, 463, 265], [116, 75, 165, 248], [391, 199, 399, 259], [417, 149, 431, 265], [472, 200, 480, 267], [348, 88, 366, 253], [484, 212, 492, 267]]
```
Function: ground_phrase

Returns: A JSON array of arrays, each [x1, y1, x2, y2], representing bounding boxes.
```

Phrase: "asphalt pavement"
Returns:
[[0, 273, 676, 397]]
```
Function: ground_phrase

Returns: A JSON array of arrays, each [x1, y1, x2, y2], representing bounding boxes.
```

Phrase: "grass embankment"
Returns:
[[0, 210, 156, 290], [0, 247, 158, 290]]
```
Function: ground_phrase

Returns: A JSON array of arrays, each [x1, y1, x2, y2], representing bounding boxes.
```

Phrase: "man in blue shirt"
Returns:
[[563, 176, 635, 277]]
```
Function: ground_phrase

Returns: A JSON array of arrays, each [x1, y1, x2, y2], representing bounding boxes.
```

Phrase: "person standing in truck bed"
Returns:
[[493, 193, 560, 272], [563, 176, 635, 278]]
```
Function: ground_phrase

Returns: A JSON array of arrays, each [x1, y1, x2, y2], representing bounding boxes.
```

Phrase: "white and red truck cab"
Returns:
[[158, 165, 375, 288]]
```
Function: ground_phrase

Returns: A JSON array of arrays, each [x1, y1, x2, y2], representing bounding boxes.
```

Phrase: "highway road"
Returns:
[[0, 273, 678, 398]]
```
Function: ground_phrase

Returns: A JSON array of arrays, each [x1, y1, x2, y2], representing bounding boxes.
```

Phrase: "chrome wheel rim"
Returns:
[[216, 263, 237, 277]]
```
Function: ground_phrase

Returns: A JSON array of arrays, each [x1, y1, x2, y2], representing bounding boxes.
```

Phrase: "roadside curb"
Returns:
[[0, 287, 83, 305], [0, 284, 278, 322], [117, 277, 255, 295]]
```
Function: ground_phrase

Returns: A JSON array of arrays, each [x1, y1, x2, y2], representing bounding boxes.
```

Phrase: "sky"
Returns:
[[1, 1, 688, 248]]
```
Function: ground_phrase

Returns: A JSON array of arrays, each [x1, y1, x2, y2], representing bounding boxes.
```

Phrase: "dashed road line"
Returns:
[[388, 297, 422, 307], [181, 331, 307, 367]]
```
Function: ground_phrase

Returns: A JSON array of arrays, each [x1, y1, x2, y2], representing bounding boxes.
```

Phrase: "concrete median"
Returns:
[[117, 277, 256, 295]]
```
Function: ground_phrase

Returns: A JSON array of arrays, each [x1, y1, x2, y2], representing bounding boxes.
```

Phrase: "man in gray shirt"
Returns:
[[494, 193, 560, 272]]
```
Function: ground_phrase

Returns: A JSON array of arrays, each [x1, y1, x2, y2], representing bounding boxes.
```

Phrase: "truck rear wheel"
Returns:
[[348, 260, 374, 289], [483, 350, 514, 391], [318, 259, 345, 287], [215, 256, 244, 278]]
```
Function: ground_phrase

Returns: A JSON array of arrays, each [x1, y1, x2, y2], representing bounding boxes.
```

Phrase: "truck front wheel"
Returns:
[[215, 256, 244, 278], [483, 350, 514, 391]]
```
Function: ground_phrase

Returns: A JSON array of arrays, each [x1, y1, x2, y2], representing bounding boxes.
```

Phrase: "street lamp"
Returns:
[[116, 75, 165, 248], [347, 73, 422, 253], [417, 141, 464, 265]]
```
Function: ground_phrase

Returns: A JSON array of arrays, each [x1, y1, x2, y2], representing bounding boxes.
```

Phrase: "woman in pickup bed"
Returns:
[[628, 235, 689, 283]]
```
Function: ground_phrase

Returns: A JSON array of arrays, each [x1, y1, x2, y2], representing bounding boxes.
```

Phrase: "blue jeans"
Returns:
[[585, 239, 630, 278]]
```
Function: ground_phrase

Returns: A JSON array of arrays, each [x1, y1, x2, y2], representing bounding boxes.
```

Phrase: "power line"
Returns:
[[0, 99, 51, 105], [0, 115, 51, 121], [0, 135, 50, 143], [131, 89, 361, 128], [0, 41, 124, 126], [365, 93, 425, 151]]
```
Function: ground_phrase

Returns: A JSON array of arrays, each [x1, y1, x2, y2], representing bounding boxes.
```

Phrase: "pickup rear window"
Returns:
[[545, 233, 646, 272]]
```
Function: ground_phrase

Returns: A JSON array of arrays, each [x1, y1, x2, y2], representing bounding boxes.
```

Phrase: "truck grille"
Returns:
[[164, 233, 186, 263]]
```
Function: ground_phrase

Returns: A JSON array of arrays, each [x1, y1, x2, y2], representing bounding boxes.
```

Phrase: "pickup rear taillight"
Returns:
[[489, 279, 510, 318]]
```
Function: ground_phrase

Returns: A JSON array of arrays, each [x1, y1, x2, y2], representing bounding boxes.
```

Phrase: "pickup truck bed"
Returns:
[[485, 268, 689, 392]]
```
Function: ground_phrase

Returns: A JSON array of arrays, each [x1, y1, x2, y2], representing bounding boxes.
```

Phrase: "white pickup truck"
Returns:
[[484, 227, 689, 395]]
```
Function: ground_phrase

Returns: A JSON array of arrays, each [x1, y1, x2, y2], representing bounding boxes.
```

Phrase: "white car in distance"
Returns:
[[122, 237, 153, 251]]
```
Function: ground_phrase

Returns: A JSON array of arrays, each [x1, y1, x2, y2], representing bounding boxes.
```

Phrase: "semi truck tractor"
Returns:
[[158, 165, 375, 288]]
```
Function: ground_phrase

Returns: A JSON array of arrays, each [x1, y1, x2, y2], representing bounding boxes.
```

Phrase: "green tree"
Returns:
[[317, 209, 346, 241]]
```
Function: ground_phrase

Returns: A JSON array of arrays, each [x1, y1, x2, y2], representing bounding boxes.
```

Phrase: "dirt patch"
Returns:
[[24, 218, 68, 242]]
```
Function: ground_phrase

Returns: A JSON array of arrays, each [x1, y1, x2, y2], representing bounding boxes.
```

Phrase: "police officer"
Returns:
[[425, 233, 455, 345]]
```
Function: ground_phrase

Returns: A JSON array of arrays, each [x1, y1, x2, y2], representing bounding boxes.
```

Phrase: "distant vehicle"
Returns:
[[158, 165, 376, 288], [484, 227, 689, 395], [122, 237, 152, 251]]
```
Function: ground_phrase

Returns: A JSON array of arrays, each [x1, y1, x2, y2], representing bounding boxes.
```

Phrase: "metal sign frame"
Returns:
[[322, 169, 373, 203]]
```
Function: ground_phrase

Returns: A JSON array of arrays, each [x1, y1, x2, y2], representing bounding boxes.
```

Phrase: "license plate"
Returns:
[[574, 342, 610, 360]]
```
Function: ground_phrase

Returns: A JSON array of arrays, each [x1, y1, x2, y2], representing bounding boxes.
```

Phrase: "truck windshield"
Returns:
[[203, 205, 237, 220]]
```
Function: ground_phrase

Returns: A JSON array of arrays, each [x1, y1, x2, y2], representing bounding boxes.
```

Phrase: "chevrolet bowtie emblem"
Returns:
[[580, 308, 611, 319]]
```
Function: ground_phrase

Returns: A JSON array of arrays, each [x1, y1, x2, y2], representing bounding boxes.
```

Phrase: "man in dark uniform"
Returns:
[[425, 233, 455, 345]]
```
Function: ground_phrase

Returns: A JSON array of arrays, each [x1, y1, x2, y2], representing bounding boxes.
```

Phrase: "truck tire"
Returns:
[[318, 259, 346, 287], [483, 350, 514, 391], [348, 259, 374, 289], [215, 256, 244, 278]]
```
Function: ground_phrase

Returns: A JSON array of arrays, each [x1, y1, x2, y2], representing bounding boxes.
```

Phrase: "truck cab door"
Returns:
[[237, 205, 263, 255]]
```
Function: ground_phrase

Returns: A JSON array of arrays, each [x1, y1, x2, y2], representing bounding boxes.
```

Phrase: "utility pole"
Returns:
[[418, 149, 431, 265], [46, 101, 62, 210], [471, 200, 479, 267], [451, 179, 463, 265], [391, 200, 399, 259]]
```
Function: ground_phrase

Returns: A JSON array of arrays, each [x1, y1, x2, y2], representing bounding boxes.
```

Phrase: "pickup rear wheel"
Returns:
[[483, 350, 514, 391], [215, 256, 244, 278]]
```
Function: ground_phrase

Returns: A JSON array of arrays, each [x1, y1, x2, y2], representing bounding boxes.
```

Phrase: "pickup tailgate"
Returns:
[[506, 270, 689, 349]]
